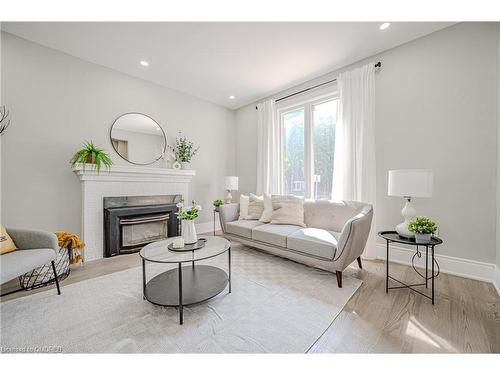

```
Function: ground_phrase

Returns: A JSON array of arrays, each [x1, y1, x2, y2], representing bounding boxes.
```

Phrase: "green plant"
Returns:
[[176, 199, 202, 221], [168, 132, 200, 163], [70, 141, 113, 173], [213, 199, 224, 208], [408, 216, 438, 234]]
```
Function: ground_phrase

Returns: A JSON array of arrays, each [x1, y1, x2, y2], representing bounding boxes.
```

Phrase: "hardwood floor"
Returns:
[[2, 238, 499, 353]]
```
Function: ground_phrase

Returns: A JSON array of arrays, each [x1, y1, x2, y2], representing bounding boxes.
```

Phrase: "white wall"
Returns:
[[236, 22, 498, 264], [1, 32, 236, 233], [497, 23, 500, 269]]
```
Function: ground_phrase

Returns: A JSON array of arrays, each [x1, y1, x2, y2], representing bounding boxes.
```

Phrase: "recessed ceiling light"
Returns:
[[140, 60, 149, 67], [379, 22, 390, 30], [229, 95, 235, 100]]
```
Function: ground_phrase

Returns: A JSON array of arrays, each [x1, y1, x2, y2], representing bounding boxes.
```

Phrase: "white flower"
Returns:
[[176, 202, 184, 208], [195, 205, 202, 211]]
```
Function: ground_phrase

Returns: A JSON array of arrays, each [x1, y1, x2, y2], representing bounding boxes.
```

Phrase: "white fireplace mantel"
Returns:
[[73, 164, 195, 261], [72, 164, 196, 183]]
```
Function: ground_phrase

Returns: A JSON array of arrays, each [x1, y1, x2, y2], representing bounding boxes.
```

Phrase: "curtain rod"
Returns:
[[255, 61, 381, 109]]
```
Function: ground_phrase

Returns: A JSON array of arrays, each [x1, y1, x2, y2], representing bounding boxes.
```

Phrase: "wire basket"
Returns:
[[18, 246, 71, 290]]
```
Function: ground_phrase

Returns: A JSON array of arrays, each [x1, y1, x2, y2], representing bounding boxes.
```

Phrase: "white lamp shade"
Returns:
[[224, 176, 239, 191], [388, 169, 433, 198]]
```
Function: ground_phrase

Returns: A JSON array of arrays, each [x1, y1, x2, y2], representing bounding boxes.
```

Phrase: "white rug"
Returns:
[[0, 244, 361, 353]]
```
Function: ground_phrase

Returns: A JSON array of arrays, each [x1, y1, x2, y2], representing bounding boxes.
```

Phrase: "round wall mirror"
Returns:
[[110, 113, 166, 165]]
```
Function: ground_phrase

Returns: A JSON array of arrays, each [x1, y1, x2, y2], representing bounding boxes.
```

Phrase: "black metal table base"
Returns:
[[142, 247, 231, 325], [385, 240, 436, 304]]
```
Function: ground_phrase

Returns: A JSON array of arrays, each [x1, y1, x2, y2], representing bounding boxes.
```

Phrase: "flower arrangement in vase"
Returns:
[[408, 216, 438, 243], [176, 199, 202, 244], [168, 132, 200, 169]]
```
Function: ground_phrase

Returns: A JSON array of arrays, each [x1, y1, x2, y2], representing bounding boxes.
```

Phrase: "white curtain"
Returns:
[[256, 99, 281, 195], [332, 63, 377, 259]]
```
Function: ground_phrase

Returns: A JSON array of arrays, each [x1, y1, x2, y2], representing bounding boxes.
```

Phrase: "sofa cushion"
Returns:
[[287, 228, 340, 259], [252, 224, 302, 247], [226, 220, 263, 238], [0, 248, 57, 284]]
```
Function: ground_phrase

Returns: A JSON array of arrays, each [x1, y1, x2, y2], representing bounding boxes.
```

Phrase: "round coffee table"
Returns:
[[140, 236, 231, 325]]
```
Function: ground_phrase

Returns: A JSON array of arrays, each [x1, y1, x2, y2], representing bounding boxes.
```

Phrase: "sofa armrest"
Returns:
[[6, 228, 59, 255], [333, 206, 373, 270], [218, 203, 240, 233]]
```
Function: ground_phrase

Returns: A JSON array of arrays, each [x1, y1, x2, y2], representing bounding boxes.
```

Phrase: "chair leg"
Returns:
[[51, 261, 61, 295], [357, 256, 363, 269], [336, 271, 342, 288]]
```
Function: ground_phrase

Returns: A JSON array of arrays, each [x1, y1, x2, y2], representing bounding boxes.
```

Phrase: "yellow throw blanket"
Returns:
[[55, 231, 85, 265]]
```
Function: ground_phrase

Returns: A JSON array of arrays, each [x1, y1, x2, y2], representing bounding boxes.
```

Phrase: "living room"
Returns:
[[0, 0, 499, 370]]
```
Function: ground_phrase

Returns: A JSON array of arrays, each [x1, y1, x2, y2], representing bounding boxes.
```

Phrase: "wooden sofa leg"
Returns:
[[336, 271, 342, 288], [357, 256, 363, 269]]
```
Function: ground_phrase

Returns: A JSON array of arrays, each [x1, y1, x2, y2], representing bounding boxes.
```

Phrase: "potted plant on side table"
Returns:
[[176, 199, 202, 244], [213, 199, 224, 212], [408, 216, 438, 243]]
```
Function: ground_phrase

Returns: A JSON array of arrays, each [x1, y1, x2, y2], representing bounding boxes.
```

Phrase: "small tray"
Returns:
[[168, 238, 207, 252]]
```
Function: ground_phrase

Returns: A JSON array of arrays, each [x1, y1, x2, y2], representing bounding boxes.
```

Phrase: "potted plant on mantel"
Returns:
[[176, 199, 202, 244], [408, 216, 438, 243], [168, 132, 199, 169], [70, 141, 113, 173]]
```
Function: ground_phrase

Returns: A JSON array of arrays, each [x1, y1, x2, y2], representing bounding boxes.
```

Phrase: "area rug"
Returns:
[[0, 244, 361, 353]]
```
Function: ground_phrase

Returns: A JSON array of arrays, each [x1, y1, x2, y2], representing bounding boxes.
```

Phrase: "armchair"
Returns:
[[1, 228, 61, 296]]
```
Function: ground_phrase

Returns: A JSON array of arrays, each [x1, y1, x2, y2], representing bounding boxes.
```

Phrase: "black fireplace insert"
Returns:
[[103, 195, 181, 257]]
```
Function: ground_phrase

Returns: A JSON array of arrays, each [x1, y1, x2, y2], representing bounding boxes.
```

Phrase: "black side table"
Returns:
[[378, 231, 443, 304], [213, 207, 220, 236]]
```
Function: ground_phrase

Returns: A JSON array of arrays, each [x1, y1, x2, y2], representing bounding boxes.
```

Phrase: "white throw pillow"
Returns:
[[247, 194, 264, 220], [270, 195, 306, 227], [238, 194, 250, 220], [259, 193, 273, 223]]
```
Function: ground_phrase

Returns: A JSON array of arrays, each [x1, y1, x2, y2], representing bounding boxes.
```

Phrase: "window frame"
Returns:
[[277, 89, 339, 199]]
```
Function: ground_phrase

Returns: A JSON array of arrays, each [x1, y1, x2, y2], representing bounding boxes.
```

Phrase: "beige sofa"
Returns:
[[219, 200, 373, 288]]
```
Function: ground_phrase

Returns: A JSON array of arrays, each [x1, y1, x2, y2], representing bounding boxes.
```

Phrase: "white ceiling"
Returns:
[[2, 22, 454, 109]]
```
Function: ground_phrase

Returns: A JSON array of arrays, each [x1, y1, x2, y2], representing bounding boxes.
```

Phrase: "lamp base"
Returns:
[[395, 221, 414, 238], [225, 190, 232, 204], [395, 198, 416, 238]]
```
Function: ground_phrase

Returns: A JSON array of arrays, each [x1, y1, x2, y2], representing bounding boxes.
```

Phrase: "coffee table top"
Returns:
[[140, 236, 230, 264]]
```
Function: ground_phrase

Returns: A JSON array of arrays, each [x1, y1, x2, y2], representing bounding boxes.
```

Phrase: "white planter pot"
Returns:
[[415, 233, 432, 243], [180, 162, 190, 170], [182, 220, 197, 244]]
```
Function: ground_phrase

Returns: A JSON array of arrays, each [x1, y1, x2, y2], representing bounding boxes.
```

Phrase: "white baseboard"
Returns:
[[195, 220, 220, 235], [376, 243, 500, 297], [493, 265, 500, 297]]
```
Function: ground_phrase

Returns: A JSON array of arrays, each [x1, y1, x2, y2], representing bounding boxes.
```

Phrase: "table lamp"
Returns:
[[224, 176, 239, 203], [388, 169, 433, 238]]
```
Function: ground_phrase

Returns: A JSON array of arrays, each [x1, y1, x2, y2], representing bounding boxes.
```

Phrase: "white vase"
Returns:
[[180, 162, 190, 170], [182, 220, 197, 244], [415, 233, 432, 243]]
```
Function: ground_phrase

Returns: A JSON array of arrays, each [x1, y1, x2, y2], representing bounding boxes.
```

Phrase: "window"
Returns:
[[280, 94, 339, 199]]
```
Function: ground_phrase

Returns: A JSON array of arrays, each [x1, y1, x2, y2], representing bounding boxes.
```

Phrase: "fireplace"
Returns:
[[103, 195, 181, 257]]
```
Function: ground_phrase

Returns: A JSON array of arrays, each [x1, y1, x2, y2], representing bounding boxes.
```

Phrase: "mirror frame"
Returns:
[[109, 112, 167, 166]]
